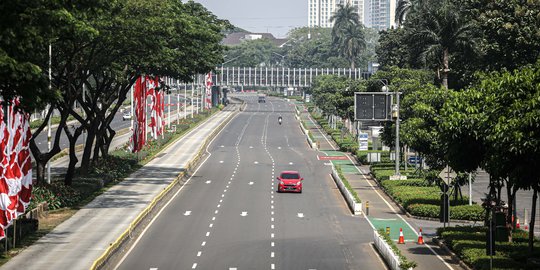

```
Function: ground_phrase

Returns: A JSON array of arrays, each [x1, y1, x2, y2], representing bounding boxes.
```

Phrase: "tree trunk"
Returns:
[[80, 121, 97, 174], [442, 48, 449, 89], [63, 126, 83, 186], [529, 186, 538, 252], [29, 107, 68, 185]]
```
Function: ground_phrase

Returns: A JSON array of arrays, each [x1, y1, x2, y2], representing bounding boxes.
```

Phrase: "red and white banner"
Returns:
[[131, 77, 147, 153], [146, 76, 164, 139], [0, 98, 33, 239], [205, 73, 212, 109]]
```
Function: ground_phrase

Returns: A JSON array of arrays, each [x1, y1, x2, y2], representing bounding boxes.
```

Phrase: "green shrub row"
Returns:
[[335, 165, 361, 203], [438, 226, 540, 270]]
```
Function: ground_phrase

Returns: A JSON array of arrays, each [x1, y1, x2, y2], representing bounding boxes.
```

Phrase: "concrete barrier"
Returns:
[[373, 230, 404, 270], [330, 165, 362, 215]]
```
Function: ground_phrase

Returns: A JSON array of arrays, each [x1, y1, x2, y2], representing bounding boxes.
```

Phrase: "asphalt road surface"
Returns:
[[115, 96, 386, 270]]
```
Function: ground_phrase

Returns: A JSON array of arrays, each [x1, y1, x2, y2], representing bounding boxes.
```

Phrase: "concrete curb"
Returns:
[[90, 107, 240, 270]]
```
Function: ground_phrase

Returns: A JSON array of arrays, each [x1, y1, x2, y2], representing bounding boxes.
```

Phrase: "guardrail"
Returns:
[[90, 108, 238, 270], [330, 165, 362, 215]]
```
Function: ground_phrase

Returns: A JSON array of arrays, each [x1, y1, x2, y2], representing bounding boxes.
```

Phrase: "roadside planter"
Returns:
[[331, 165, 362, 215], [373, 230, 415, 270]]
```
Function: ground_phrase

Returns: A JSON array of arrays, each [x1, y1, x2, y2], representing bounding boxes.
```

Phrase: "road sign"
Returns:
[[439, 165, 457, 185], [358, 132, 368, 151], [354, 92, 392, 121]]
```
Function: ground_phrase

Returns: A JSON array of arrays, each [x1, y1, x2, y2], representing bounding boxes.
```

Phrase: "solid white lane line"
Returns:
[[184, 211, 191, 216], [197, 251, 202, 257], [150, 268, 158, 270]]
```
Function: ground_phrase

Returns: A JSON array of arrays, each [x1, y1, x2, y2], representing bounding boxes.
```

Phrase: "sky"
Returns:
[[192, 0, 308, 38]]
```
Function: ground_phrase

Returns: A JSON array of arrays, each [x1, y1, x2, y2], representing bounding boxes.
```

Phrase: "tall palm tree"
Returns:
[[330, 3, 365, 69], [395, 0, 414, 27], [406, 0, 478, 89]]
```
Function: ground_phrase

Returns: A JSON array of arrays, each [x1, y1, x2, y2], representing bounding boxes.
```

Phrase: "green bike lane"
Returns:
[[298, 104, 464, 270]]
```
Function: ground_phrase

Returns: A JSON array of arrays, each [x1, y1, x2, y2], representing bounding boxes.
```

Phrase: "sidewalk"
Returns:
[[1, 108, 237, 270], [298, 105, 465, 270]]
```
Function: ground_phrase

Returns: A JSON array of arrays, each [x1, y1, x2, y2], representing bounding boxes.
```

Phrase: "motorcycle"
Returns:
[[278, 117, 282, 125]]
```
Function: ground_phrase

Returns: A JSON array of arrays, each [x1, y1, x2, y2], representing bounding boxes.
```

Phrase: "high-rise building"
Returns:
[[308, 0, 364, 28], [364, 0, 396, 30], [308, 0, 395, 30]]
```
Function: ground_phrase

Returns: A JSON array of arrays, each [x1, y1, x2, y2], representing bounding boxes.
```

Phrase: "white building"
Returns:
[[308, 0, 395, 30]]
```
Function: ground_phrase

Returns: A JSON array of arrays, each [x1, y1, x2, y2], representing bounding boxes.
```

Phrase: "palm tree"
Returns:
[[406, 0, 478, 89], [330, 3, 366, 69], [395, 0, 414, 27]]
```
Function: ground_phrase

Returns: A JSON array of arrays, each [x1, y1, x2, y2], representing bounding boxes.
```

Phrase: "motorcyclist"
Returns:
[[278, 115, 282, 125]]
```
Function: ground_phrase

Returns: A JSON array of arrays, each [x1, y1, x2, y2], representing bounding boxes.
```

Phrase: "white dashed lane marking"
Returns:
[[205, 180, 211, 184], [298, 213, 304, 218], [192, 263, 197, 269], [197, 251, 202, 256], [241, 211, 248, 217], [249, 182, 254, 185], [184, 211, 191, 216]]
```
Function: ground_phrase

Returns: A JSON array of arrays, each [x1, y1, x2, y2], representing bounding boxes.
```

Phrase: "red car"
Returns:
[[277, 171, 303, 193]]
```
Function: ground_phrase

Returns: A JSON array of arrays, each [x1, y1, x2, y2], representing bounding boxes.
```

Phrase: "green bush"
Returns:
[[438, 226, 540, 270]]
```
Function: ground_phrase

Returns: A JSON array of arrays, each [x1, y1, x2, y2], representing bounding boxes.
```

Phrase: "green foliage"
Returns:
[[30, 183, 82, 210], [330, 3, 366, 69], [335, 165, 361, 203], [438, 226, 540, 270], [224, 38, 280, 67]]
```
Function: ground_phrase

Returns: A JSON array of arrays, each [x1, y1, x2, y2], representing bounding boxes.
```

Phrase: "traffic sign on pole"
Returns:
[[439, 165, 457, 185]]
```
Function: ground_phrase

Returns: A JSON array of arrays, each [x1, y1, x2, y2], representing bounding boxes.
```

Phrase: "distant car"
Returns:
[[277, 171, 303, 193], [122, 112, 131, 121]]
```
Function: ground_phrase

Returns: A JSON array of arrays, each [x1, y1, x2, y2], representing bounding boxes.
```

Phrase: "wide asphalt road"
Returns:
[[114, 96, 386, 270]]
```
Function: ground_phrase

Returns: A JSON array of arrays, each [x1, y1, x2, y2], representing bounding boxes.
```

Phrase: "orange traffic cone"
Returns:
[[417, 228, 424, 245], [398, 228, 405, 244]]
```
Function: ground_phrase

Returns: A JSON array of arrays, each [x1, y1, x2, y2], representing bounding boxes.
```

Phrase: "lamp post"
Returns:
[[380, 79, 400, 177]]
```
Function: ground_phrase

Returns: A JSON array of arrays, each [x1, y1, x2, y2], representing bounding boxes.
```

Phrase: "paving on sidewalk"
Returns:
[[297, 104, 465, 270]]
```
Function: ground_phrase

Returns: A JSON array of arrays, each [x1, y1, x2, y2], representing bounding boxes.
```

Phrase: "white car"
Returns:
[[122, 112, 131, 121]]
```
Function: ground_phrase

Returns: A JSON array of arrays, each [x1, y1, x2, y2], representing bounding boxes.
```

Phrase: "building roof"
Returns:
[[223, 32, 289, 47]]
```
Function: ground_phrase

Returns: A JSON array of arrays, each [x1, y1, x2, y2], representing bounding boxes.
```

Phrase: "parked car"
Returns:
[[277, 171, 303, 193], [122, 112, 131, 121]]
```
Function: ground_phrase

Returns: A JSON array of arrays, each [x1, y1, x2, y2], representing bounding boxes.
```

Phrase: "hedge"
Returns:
[[438, 226, 540, 270]]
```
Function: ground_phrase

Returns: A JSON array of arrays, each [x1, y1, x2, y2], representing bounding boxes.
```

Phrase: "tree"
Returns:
[[330, 3, 366, 69], [223, 38, 279, 67], [460, 0, 540, 72], [442, 61, 540, 250], [283, 27, 348, 68], [0, 0, 65, 112], [404, 0, 479, 89], [376, 28, 410, 69]]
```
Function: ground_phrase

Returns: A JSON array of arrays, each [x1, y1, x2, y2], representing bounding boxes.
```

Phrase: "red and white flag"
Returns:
[[147, 76, 164, 139], [131, 76, 147, 152], [205, 73, 213, 109], [0, 98, 32, 239]]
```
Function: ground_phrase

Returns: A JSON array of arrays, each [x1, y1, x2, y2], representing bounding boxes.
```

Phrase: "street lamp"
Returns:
[[380, 79, 401, 177], [221, 55, 242, 85]]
